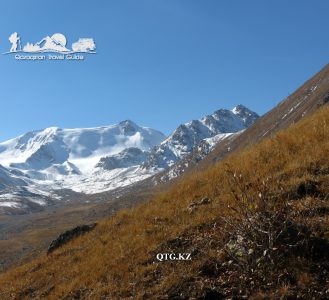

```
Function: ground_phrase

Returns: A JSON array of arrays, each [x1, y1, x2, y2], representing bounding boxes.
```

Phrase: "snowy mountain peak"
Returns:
[[43, 126, 60, 132], [119, 120, 136, 126], [231, 104, 259, 127], [143, 105, 259, 170], [232, 104, 248, 113], [118, 120, 139, 135]]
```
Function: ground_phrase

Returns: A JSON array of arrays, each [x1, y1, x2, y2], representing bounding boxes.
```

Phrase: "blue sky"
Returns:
[[0, 0, 328, 141]]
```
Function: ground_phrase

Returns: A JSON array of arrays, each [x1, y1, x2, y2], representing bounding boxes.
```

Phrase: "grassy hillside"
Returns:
[[1, 105, 329, 299]]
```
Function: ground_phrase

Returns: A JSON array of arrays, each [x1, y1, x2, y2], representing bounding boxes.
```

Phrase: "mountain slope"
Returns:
[[1, 91, 329, 299], [0, 165, 27, 189], [96, 147, 150, 170], [201, 64, 329, 167], [157, 132, 241, 182]]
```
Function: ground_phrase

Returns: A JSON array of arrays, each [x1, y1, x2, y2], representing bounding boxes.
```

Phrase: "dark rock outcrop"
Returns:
[[47, 223, 97, 254]]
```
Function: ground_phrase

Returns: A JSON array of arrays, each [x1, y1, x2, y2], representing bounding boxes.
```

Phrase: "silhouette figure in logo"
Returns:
[[9, 32, 21, 52]]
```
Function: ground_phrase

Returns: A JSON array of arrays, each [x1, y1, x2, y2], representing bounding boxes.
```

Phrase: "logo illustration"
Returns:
[[5, 32, 96, 54], [9, 32, 21, 52], [3, 32, 96, 61]]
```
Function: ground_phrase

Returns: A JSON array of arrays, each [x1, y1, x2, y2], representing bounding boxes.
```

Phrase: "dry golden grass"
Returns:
[[1, 105, 329, 299]]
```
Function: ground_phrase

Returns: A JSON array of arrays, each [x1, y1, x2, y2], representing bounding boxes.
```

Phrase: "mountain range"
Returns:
[[0, 105, 258, 213]]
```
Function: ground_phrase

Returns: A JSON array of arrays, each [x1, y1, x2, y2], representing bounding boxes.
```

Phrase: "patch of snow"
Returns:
[[0, 201, 20, 208], [203, 133, 234, 149]]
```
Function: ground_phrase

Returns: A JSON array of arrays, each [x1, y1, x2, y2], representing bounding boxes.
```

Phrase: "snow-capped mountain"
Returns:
[[0, 121, 165, 210], [142, 105, 258, 170], [0, 120, 165, 179], [0, 105, 258, 213]]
